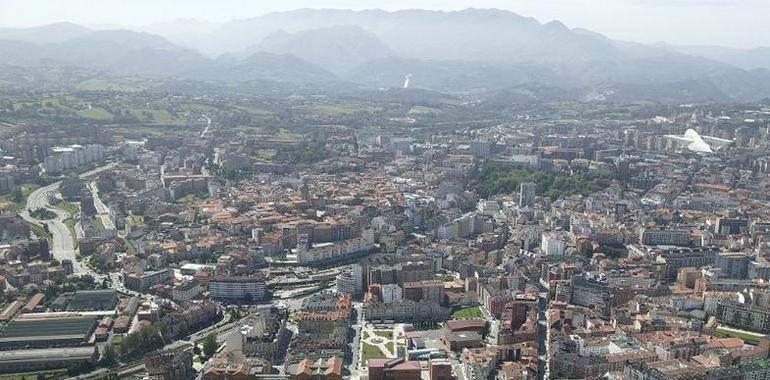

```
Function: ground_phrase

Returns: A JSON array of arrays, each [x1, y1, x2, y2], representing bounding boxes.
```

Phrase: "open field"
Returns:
[[361, 342, 387, 362], [452, 306, 484, 319]]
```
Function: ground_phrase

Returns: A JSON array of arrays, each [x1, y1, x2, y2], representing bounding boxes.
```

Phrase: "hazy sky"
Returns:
[[1, 0, 767, 48]]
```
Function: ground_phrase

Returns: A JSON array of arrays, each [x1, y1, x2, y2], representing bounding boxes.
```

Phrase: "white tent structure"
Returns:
[[664, 129, 733, 153]]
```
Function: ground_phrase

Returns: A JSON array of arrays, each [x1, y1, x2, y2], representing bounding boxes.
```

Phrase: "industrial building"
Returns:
[[0, 316, 97, 350]]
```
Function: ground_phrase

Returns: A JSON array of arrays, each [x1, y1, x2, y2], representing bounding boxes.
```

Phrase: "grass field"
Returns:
[[27, 222, 52, 240], [78, 107, 113, 120], [56, 200, 79, 216], [20, 183, 40, 198], [122, 237, 137, 256], [373, 330, 392, 339], [108, 124, 190, 137], [304, 103, 381, 115], [255, 148, 276, 160], [408, 105, 443, 114], [235, 105, 274, 115], [714, 325, 766, 344], [452, 306, 484, 319], [91, 217, 105, 230], [125, 214, 143, 225], [75, 77, 159, 92], [361, 342, 388, 362], [128, 108, 179, 124]]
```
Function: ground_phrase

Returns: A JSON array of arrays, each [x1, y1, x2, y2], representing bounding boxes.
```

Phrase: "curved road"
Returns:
[[19, 163, 116, 277]]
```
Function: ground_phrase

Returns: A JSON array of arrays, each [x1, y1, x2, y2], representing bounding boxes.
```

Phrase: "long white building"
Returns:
[[209, 275, 267, 301], [43, 144, 105, 174]]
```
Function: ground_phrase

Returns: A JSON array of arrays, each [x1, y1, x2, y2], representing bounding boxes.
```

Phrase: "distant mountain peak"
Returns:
[[544, 20, 569, 32], [250, 24, 393, 74], [0, 21, 91, 44]]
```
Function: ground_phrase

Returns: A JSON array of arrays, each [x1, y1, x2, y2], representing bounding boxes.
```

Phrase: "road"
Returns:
[[20, 181, 83, 272], [349, 303, 364, 377], [200, 114, 211, 138], [88, 180, 116, 230], [18, 163, 116, 277]]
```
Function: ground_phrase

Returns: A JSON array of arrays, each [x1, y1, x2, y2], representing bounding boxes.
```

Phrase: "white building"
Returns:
[[209, 275, 266, 301], [381, 284, 403, 304], [335, 264, 363, 297], [172, 280, 201, 302], [476, 200, 500, 216], [43, 144, 105, 174], [519, 182, 537, 208], [296, 238, 374, 264], [541, 232, 566, 256]]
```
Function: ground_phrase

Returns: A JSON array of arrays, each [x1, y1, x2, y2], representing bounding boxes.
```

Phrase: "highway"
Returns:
[[18, 163, 116, 278]]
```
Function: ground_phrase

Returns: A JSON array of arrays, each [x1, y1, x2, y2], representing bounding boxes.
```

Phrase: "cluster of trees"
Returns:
[[88, 254, 112, 272], [203, 333, 218, 357], [472, 163, 613, 200], [66, 361, 96, 377], [207, 162, 250, 182], [119, 323, 166, 358], [30, 207, 56, 220]]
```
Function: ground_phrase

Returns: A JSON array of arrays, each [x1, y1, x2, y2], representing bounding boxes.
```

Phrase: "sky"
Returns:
[[0, 0, 768, 48]]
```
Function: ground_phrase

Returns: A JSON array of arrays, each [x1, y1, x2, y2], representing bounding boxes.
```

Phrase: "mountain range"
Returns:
[[1, 9, 769, 103]]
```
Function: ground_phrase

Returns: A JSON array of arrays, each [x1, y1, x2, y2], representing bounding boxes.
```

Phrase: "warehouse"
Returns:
[[67, 289, 118, 311], [0, 317, 97, 350], [0, 346, 97, 373]]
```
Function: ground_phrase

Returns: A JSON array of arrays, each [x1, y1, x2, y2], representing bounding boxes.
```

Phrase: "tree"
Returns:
[[203, 333, 218, 357], [101, 344, 116, 366], [12, 187, 23, 203]]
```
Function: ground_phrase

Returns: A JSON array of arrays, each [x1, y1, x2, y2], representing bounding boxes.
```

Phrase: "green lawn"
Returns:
[[122, 237, 137, 256], [125, 214, 143, 225], [91, 217, 105, 230], [408, 105, 442, 114], [235, 105, 274, 115], [305, 103, 381, 115], [27, 222, 52, 240], [20, 183, 40, 198], [255, 148, 276, 160], [128, 108, 179, 124], [453, 306, 484, 319], [77, 106, 113, 120], [714, 325, 766, 344], [361, 342, 388, 362], [372, 330, 392, 339], [56, 200, 79, 216]]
